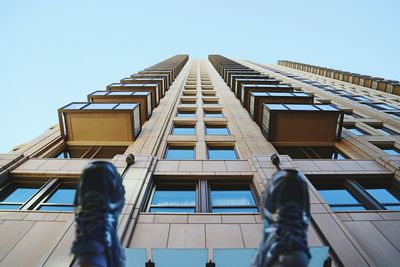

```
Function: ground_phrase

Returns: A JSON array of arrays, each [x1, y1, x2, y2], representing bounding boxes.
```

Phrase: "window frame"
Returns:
[[164, 145, 196, 160], [145, 178, 258, 214], [0, 177, 78, 212], [207, 145, 239, 160], [310, 175, 400, 212], [43, 144, 127, 159]]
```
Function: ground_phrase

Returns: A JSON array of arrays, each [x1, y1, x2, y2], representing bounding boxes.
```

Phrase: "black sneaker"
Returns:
[[252, 164, 311, 267], [71, 161, 125, 267]]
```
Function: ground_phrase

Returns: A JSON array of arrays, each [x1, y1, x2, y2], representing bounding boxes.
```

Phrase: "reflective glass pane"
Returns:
[[45, 188, 76, 204], [176, 111, 196, 117], [382, 148, 400, 156], [63, 103, 87, 110], [204, 111, 224, 117], [108, 91, 133, 96], [317, 105, 338, 111], [165, 147, 195, 160], [91, 91, 109, 96], [286, 104, 318, 111], [115, 103, 137, 110], [152, 190, 195, 206], [2, 187, 39, 202], [39, 205, 74, 211], [211, 190, 255, 206], [347, 127, 367, 136], [0, 204, 22, 210], [265, 104, 287, 110], [172, 125, 196, 135], [208, 147, 237, 160], [318, 189, 360, 205], [366, 189, 399, 203], [384, 205, 400, 211], [206, 126, 229, 135], [376, 103, 396, 110], [84, 103, 116, 110], [149, 207, 195, 213]]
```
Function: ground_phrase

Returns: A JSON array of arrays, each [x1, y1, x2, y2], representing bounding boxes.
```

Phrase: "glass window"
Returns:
[[38, 186, 76, 212], [0, 185, 40, 210], [210, 187, 258, 213], [176, 110, 196, 117], [203, 99, 219, 104], [318, 189, 366, 211], [205, 125, 230, 135], [286, 104, 318, 111], [63, 103, 88, 110], [115, 103, 137, 110], [171, 125, 196, 135], [54, 146, 127, 159], [204, 110, 224, 117], [276, 146, 347, 160], [84, 103, 116, 110], [149, 186, 196, 213], [376, 103, 396, 110], [346, 127, 368, 136], [208, 146, 238, 160], [164, 146, 195, 160], [378, 146, 400, 156]]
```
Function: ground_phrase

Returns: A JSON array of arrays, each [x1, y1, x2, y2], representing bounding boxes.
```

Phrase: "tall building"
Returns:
[[0, 54, 399, 266]]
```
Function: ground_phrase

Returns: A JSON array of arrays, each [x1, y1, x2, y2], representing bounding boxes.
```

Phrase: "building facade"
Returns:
[[0, 55, 400, 266]]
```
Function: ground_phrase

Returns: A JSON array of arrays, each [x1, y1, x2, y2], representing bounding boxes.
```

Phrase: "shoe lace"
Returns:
[[71, 191, 117, 254], [271, 205, 311, 259]]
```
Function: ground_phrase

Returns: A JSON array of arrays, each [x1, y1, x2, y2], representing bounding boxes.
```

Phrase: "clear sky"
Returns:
[[0, 0, 399, 152]]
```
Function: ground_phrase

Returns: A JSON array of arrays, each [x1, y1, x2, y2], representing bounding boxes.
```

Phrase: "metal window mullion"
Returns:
[[22, 178, 60, 211], [346, 179, 384, 210]]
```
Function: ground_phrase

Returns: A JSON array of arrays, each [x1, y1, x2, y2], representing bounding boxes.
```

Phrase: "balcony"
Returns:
[[224, 70, 260, 86], [58, 102, 141, 144], [120, 77, 166, 97], [249, 92, 314, 126], [107, 83, 159, 107], [262, 103, 344, 145], [87, 91, 152, 126], [233, 77, 280, 96], [240, 84, 294, 109], [131, 73, 170, 89]]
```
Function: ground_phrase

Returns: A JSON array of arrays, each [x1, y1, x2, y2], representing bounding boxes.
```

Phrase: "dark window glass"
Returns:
[[55, 146, 126, 159], [177, 110, 196, 117], [203, 100, 219, 104], [172, 125, 196, 135], [205, 125, 230, 135], [318, 189, 366, 211], [276, 146, 347, 160], [208, 146, 238, 160], [204, 111, 224, 117], [164, 146, 195, 160], [92, 146, 127, 158], [210, 188, 257, 213], [181, 100, 196, 104], [346, 127, 368, 136], [149, 187, 196, 213]]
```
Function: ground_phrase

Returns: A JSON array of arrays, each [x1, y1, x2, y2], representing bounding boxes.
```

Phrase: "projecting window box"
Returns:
[[58, 102, 141, 144]]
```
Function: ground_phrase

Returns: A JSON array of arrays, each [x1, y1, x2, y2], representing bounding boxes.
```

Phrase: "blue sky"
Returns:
[[0, 0, 399, 152]]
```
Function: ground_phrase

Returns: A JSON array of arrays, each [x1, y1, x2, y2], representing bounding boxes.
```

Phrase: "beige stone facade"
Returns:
[[0, 55, 400, 266]]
